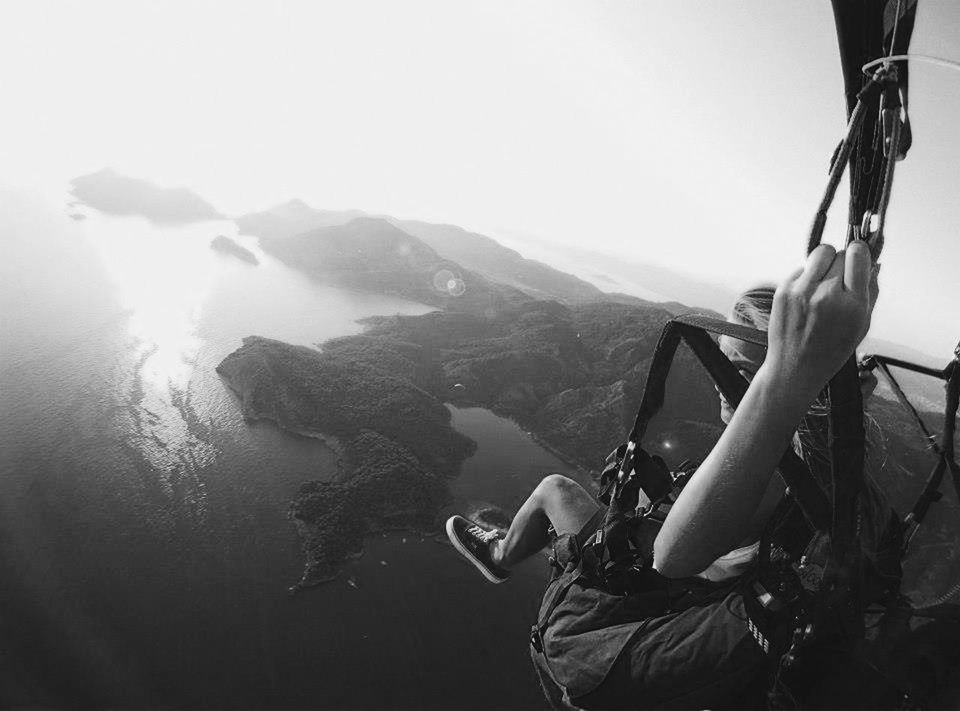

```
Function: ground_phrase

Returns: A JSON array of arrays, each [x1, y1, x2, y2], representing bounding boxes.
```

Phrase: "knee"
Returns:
[[535, 474, 578, 501]]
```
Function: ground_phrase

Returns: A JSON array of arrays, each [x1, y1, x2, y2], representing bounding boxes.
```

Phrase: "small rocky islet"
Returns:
[[210, 235, 258, 264]]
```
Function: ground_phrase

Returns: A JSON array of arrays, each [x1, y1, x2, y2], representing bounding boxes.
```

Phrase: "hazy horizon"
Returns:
[[2, 1, 959, 356]]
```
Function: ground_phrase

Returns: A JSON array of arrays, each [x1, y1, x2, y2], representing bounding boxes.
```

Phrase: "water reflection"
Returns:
[[68, 206, 251, 519], [78, 211, 232, 391], [66, 198, 434, 521]]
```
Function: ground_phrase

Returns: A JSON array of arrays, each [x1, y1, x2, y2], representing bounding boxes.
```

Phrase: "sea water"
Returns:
[[0, 186, 578, 709]]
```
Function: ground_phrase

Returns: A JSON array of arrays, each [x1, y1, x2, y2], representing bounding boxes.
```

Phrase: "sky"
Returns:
[[0, 1, 958, 357]]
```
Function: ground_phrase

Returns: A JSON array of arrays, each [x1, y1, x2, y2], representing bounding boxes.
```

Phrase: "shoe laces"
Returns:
[[467, 525, 500, 544]]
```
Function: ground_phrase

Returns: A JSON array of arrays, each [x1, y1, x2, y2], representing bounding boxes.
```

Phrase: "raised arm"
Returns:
[[653, 242, 876, 579]]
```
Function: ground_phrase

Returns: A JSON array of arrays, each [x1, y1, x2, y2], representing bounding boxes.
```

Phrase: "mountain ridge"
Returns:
[[258, 216, 531, 313]]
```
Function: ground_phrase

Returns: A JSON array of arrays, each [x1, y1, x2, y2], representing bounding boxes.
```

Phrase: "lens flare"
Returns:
[[447, 278, 466, 296], [432, 269, 466, 296]]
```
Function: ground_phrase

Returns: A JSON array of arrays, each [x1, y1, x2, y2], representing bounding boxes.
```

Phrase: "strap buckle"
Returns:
[[529, 625, 544, 654]]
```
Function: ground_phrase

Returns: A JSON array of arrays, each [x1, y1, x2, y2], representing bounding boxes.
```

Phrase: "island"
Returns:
[[70, 168, 223, 224], [210, 235, 258, 264]]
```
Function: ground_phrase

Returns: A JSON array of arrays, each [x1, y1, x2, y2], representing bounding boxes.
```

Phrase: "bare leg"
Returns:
[[492, 474, 600, 569]]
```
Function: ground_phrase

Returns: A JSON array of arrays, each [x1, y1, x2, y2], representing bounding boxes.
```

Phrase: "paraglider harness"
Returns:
[[533, 2, 960, 705], [531, 310, 959, 706]]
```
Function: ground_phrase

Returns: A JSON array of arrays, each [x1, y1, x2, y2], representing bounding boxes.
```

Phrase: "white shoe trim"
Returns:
[[445, 517, 508, 584]]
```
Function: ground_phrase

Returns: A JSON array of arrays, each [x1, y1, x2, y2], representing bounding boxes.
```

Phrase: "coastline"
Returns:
[[287, 518, 447, 594]]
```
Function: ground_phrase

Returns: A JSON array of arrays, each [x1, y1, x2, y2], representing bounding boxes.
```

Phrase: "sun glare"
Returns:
[[78, 207, 229, 391]]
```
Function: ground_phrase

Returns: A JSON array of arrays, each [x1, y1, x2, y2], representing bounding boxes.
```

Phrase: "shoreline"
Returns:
[[287, 520, 447, 595]]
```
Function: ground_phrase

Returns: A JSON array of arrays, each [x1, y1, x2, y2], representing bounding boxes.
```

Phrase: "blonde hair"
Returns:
[[729, 286, 892, 559]]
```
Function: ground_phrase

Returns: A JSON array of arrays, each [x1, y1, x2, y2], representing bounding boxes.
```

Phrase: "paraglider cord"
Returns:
[[887, 0, 905, 58], [861, 54, 960, 76]]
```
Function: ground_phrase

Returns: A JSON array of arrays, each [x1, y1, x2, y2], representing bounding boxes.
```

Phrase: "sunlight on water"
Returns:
[[45, 189, 434, 533], [65, 202, 247, 518], [78, 211, 233, 390]]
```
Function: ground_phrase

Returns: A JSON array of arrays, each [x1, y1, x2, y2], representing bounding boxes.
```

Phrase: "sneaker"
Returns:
[[445, 515, 510, 583]]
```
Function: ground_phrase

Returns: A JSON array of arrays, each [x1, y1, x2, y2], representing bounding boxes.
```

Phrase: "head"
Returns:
[[720, 284, 892, 558], [717, 285, 775, 425]]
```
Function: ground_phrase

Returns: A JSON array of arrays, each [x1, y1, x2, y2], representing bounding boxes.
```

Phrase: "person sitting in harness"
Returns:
[[445, 241, 897, 710]]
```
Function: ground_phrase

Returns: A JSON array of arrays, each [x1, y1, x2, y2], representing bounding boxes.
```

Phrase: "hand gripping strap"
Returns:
[[621, 314, 831, 532]]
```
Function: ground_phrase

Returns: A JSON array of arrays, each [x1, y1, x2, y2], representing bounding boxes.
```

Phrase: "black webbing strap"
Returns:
[[673, 312, 769, 347], [821, 357, 867, 632], [874, 359, 941, 451], [865, 355, 944, 379], [904, 458, 948, 554], [861, 345, 960, 546], [874, 358, 947, 544], [622, 319, 684, 450], [602, 318, 687, 555], [616, 314, 831, 533], [830, 0, 917, 242], [623, 314, 763, 445], [679, 321, 832, 532]]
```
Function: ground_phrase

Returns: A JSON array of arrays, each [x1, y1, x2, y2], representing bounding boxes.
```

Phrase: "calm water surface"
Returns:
[[0, 187, 581, 709]]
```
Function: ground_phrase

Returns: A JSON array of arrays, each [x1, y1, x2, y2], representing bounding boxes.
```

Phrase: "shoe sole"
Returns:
[[445, 517, 508, 584]]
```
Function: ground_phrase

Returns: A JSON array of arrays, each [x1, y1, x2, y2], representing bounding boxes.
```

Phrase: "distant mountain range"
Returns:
[[487, 230, 741, 316], [258, 216, 530, 313], [234, 198, 367, 240], [237, 200, 606, 306], [237, 199, 702, 315]]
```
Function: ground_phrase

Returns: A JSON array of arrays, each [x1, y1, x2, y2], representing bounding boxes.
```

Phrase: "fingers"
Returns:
[[795, 244, 837, 292], [777, 265, 804, 295], [868, 265, 880, 308], [823, 248, 845, 285], [844, 240, 872, 295], [794, 242, 872, 297]]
